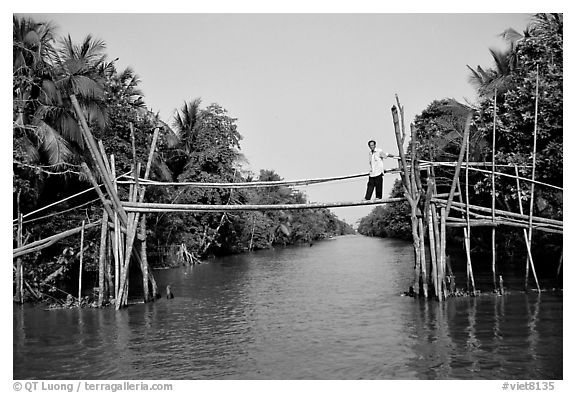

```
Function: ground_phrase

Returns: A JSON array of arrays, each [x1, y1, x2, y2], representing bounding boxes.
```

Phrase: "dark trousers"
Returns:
[[365, 174, 383, 200]]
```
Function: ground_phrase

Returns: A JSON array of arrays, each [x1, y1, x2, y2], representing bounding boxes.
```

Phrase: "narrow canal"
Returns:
[[13, 235, 562, 379]]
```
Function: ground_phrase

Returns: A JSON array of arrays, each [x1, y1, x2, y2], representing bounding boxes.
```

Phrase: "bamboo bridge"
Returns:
[[13, 94, 563, 309]]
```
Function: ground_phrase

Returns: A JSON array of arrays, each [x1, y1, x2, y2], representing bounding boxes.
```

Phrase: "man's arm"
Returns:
[[379, 150, 395, 159]]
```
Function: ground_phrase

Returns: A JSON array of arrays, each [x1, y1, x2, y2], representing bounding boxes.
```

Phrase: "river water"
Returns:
[[13, 235, 562, 380]]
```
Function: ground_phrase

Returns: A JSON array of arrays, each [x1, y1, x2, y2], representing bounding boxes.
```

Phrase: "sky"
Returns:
[[15, 11, 533, 225]]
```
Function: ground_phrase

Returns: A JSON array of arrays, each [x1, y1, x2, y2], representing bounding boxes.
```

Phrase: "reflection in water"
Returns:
[[404, 292, 562, 380], [13, 235, 562, 380]]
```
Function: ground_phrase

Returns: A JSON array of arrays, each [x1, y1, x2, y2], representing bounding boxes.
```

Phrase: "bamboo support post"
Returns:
[[392, 105, 426, 296], [514, 166, 540, 292], [106, 233, 114, 299], [97, 140, 112, 174], [431, 205, 445, 300], [81, 163, 116, 223], [15, 212, 23, 303], [391, 106, 412, 195], [113, 212, 120, 301], [464, 128, 476, 294], [525, 66, 540, 292], [395, 94, 407, 145], [116, 129, 160, 309], [418, 217, 428, 298], [140, 214, 150, 302], [78, 220, 85, 306], [491, 88, 498, 291], [98, 209, 109, 307], [70, 95, 128, 226], [445, 111, 473, 215], [440, 207, 449, 297], [427, 205, 439, 298]]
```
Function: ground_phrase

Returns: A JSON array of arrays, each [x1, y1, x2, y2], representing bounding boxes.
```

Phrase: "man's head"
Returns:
[[368, 140, 376, 151]]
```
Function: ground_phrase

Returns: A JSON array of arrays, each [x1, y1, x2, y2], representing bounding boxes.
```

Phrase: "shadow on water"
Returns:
[[13, 235, 562, 380]]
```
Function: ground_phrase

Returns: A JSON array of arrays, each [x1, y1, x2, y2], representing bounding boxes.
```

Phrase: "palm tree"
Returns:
[[13, 15, 56, 126], [165, 98, 202, 180], [46, 34, 109, 150], [14, 16, 110, 166], [467, 24, 531, 99], [13, 15, 74, 166]]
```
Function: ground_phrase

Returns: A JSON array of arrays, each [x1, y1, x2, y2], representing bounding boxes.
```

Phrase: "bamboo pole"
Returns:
[[392, 105, 425, 296], [427, 205, 439, 298], [113, 212, 120, 301], [445, 218, 562, 234], [432, 205, 445, 300], [81, 163, 116, 223], [431, 199, 562, 227], [97, 140, 112, 174], [106, 233, 114, 299], [121, 171, 371, 188], [98, 209, 108, 307], [440, 207, 448, 297], [78, 220, 85, 306], [116, 129, 160, 309], [395, 94, 407, 145], [461, 135, 476, 295], [422, 163, 562, 191], [491, 88, 498, 291], [391, 106, 412, 195], [140, 214, 149, 303], [514, 165, 540, 292], [525, 65, 540, 292], [13, 220, 102, 258], [445, 111, 473, 215], [418, 217, 428, 298], [16, 212, 23, 303], [123, 197, 405, 212], [70, 95, 128, 226], [410, 123, 421, 198]]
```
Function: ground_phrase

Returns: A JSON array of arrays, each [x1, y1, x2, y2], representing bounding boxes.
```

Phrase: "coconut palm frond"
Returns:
[[57, 114, 84, 146], [441, 98, 474, 120], [37, 121, 73, 165], [40, 79, 59, 103], [20, 134, 41, 163], [77, 34, 106, 62], [82, 100, 108, 129], [488, 48, 511, 77], [70, 75, 105, 98], [500, 28, 524, 46]]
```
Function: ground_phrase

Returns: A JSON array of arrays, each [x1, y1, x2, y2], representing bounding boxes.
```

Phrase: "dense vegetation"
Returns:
[[13, 15, 354, 301], [358, 14, 563, 271]]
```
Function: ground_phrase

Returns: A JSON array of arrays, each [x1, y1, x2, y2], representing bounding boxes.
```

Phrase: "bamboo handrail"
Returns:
[[13, 220, 102, 258], [432, 198, 562, 227], [445, 217, 562, 234], [427, 163, 562, 191], [117, 172, 381, 188], [123, 197, 408, 212], [12, 171, 130, 224], [447, 204, 562, 230]]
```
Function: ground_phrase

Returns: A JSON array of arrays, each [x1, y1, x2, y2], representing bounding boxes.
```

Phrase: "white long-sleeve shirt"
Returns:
[[368, 148, 390, 177]]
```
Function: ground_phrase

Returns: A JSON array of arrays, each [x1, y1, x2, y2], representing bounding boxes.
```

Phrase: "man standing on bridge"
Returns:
[[365, 139, 393, 200]]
